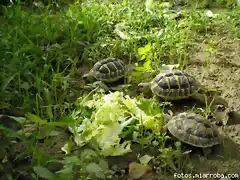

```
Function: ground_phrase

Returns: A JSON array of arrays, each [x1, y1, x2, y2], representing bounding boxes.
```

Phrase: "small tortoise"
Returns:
[[83, 57, 127, 82], [137, 69, 228, 106], [83, 57, 128, 91], [163, 112, 221, 155]]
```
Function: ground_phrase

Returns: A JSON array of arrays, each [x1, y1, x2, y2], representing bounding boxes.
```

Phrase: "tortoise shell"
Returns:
[[167, 112, 221, 148], [150, 70, 201, 100], [87, 57, 126, 82]]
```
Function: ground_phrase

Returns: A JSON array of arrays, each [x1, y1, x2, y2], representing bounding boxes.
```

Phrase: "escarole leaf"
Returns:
[[69, 91, 164, 156]]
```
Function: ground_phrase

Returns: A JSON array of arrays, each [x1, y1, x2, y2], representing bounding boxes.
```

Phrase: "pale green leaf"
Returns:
[[96, 123, 124, 147], [138, 154, 153, 165], [145, 0, 154, 13], [61, 143, 71, 155], [114, 23, 130, 40], [101, 140, 132, 156]]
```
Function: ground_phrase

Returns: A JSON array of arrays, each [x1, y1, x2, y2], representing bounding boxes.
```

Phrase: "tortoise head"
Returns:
[[163, 110, 174, 123], [162, 110, 174, 132], [82, 72, 95, 82], [137, 82, 151, 94]]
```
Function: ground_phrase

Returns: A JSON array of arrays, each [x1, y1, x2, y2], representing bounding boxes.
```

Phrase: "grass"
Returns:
[[1, 0, 240, 179]]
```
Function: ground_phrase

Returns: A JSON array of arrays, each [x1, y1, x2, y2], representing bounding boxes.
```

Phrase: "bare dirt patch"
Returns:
[[110, 37, 240, 180], [184, 36, 240, 176]]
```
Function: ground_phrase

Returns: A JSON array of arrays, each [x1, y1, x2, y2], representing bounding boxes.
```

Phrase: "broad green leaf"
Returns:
[[21, 82, 30, 90], [0, 125, 20, 138], [132, 71, 143, 77], [98, 159, 109, 171], [142, 59, 152, 71], [56, 165, 73, 175], [137, 98, 162, 116], [49, 116, 76, 127], [80, 149, 99, 160], [33, 166, 57, 180], [138, 43, 151, 56], [0, 102, 10, 109], [122, 0, 128, 6], [27, 113, 48, 125], [86, 163, 102, 176], [62, 156, 80, 165], [6, 116, 26, 125], [58, 116, 76, 124]]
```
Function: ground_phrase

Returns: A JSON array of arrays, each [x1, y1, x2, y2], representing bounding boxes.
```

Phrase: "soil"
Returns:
[[184, 35, 240, 179]]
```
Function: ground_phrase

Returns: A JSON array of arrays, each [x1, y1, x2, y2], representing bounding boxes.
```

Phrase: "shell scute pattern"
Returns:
[[151, 70, 201, 100], [167, 112, 220, 148], [92, 58, 126, 82]]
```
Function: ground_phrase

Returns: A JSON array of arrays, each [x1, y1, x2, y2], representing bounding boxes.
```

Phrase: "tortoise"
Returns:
[[163, 112, 221, 155], [137, 69, 228, 107], [83, 57, 129, 91], [163, 7, 183, 20]]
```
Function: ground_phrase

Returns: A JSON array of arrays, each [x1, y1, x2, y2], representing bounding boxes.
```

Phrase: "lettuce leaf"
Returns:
[[69, 91, 164, 156]]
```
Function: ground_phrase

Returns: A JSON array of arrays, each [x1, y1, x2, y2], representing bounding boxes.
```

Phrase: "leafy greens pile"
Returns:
[[69, 91, 165, 156]]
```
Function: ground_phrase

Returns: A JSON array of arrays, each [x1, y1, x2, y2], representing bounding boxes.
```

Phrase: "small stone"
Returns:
[[128, 162, 152, 180], [106, 175, 113, 179], [111, 165, 118, 171], [120, 169, 126, 174]]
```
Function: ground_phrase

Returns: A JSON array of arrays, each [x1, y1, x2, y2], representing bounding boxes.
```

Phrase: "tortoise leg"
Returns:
[[212, 105, 231, 126], [162, 124, 168, 132], [202, 147, 212, 157], [92, 81, 109, 92], [192, 93, 228, 107], [200, 86, 218, 94], [191, 93, 207, 104], [210, 96, 228, 107], [153, 95, 160, 102]]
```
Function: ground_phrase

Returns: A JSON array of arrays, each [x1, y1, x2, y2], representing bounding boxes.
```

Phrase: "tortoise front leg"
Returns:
[[202, 147, 212, 157], [92, 81, 109, 92], [192, 92, 228, 107]]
